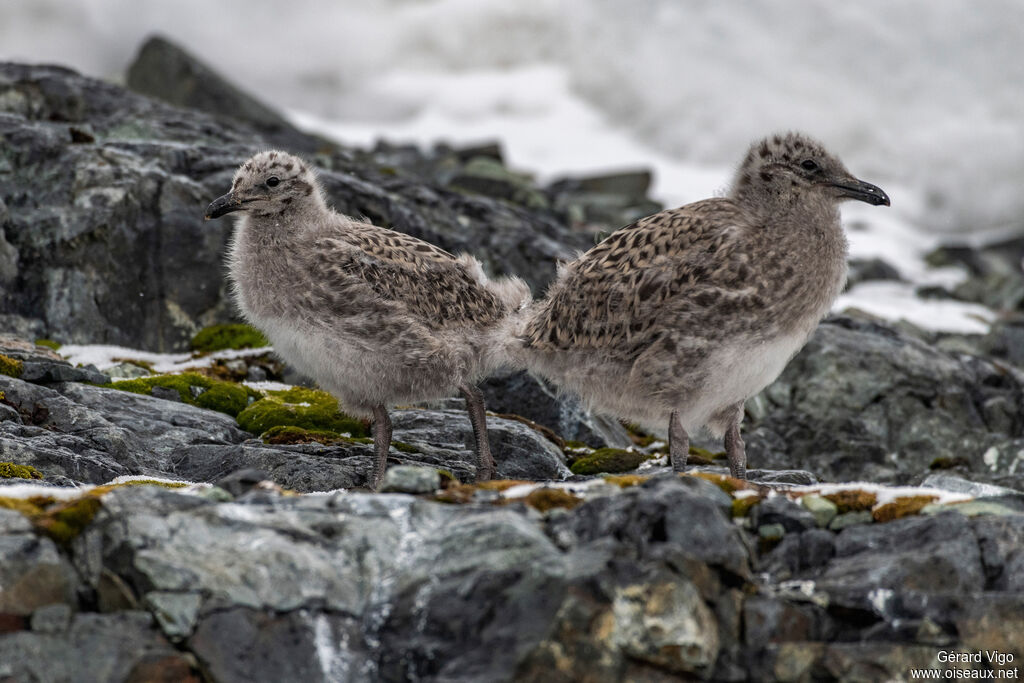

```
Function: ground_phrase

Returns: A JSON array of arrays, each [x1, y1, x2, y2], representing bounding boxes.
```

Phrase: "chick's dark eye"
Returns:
[[800, 159, 818, 172], [266, 176, 280, 187]]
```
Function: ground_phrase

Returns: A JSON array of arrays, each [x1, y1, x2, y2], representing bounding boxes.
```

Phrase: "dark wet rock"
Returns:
[[844, 256, 903, 290], [18, 360, 108, 384], [548, 169, 662, 230], [126, 34, 324, 154], [925, 238, 1024, 312], [745, 315, 1024, 484], [390, 408, 571, 482], [480, 370, 632, 448], [752, 496, 818, 534]]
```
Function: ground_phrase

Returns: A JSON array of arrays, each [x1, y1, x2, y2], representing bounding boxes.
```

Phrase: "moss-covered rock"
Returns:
[[603, 474, 650, 488], [237, 387, 370, 436], [34, 497, 103, 545], [0, 462, 44, 480], [103, 372, 260, 417], [260, 425, 419, 454], [520, 488, 582, 513], [731, 494, 762, 518], [189, 323, 268, 352], [34, 338, 61, 351], [0, 494, 102, 545], [821, 489, 878, 514], [0, 353, 23, 378], [570, 447, 644, 475], [873, 495, 939, 523]]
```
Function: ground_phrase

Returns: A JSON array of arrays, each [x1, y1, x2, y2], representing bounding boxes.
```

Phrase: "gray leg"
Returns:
[[669, 410, 689, 473], [460, 384, 496, 481], [724, 402, 747, 480], [371, 404, 392, 490]]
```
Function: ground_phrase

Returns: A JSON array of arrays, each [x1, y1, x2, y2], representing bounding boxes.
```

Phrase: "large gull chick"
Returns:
[[518, 132, 890, 479], [205, 150, 529, 489]]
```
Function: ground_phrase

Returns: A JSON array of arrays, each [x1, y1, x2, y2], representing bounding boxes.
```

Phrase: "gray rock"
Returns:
[[0, 612, 194, 681], [29, 602, 72, 634], [920, 473, 1020, 497], [379, 465, 442, 493], [18, 361, 108, 384], [828, 510, 874, 531], [480, 370, 632, 448], [0, 376, 250, 482], [845, 257, 902, 290], [390, 408, 571, 482], [753, 496, 818, 534], [746, 315, 1024, 484], [126, 34, 323, 154], [0, 532, 77, 615]]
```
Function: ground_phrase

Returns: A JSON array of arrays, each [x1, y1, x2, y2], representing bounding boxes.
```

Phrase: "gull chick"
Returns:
[[519, 132, 890, 479], [205, 151, 529, 488]]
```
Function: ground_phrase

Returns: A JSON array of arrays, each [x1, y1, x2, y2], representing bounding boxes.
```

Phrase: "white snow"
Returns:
[[793, 481, 973, 509], [0, 475, 206, 500], [58, 344, 274, 374], [834, 281, 996, 335]]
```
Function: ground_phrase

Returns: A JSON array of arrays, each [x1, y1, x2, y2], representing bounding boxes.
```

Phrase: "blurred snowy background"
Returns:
[[2, 0, 1022, 331]]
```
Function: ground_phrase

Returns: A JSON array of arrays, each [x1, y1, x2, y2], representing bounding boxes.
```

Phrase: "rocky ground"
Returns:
[[1, 37, 1023, 682]]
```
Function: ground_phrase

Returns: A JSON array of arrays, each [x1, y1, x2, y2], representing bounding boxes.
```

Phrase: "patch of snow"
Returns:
[[243, 380, 295, 392], [793, 481, 973, 509], [835, 281, 996, 334], [59, 344, 274, 373]]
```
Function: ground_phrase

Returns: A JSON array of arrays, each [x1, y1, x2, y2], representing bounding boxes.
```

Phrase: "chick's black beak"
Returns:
[[205, 192, 244, 220], [831, 177, 891, 207]]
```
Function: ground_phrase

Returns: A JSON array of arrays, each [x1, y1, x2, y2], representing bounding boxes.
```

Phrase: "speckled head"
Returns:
[[731, 132, 890, 209], [204, 150, 325, 221]]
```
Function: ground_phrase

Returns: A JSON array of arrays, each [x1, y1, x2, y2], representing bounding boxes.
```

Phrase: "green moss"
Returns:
[[34, 338, 61, 351], [570, 447, 645, 475], [0, 494, 102, 545], [622, 423, 657, 447], [237, 387, 369, 436], [0, 353, 23, 378], [0, 462, 44, 480], [731, 495, 762, 518], [103, 372, 259, 417], [34, 497, 103, 545], [391, 441, 421, 454], [189, 323, 268, 352]]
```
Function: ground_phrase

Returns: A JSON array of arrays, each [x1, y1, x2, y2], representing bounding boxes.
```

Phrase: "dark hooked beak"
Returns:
[[830, 177, 891, 207], [204, 192, 245, 220]]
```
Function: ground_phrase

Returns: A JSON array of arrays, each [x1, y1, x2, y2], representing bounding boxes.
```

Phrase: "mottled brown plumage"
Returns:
[[205, 150, 529, 488], [520, 132, 890, 479]]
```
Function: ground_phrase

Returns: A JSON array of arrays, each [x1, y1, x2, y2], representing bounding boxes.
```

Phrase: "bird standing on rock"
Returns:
[[519, 132, 890, 479], [205, 151, 529, 489]]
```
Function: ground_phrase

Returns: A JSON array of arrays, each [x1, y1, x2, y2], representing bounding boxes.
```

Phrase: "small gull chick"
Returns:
[[205, 151, 529, 488], [519, 132, 890, 479]]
